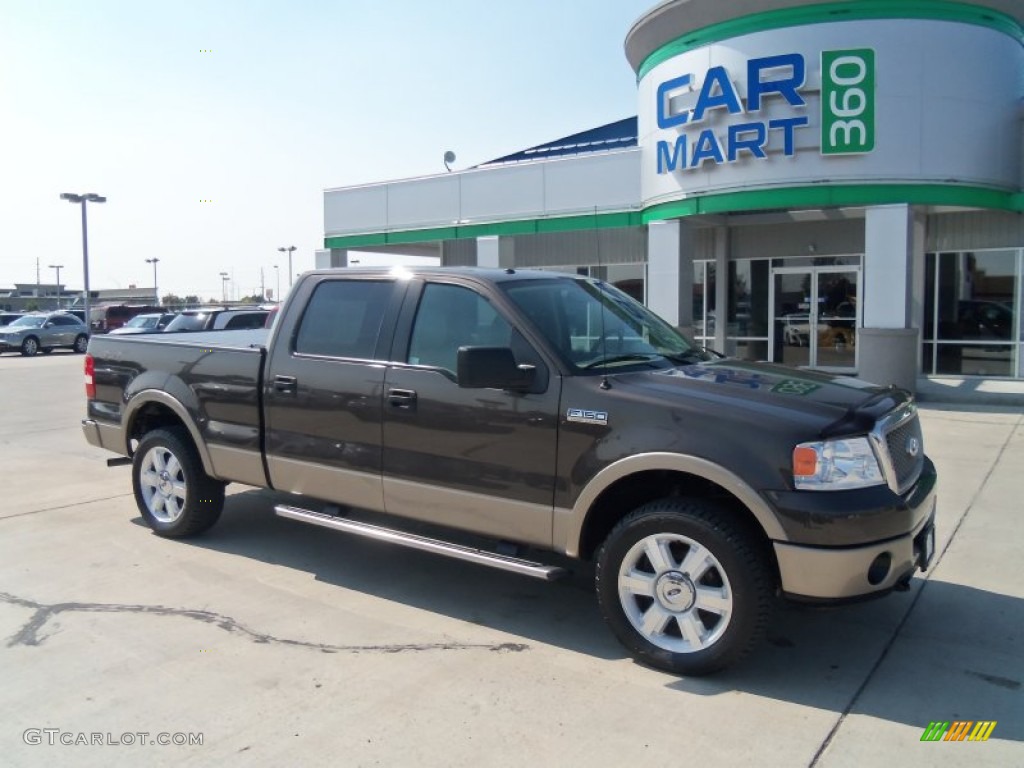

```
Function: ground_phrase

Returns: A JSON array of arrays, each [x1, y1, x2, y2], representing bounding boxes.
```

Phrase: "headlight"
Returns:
[[793, 436, 884, 491]]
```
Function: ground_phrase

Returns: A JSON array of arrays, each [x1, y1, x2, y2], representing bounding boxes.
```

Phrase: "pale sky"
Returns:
[[0, 0, 654, 301]]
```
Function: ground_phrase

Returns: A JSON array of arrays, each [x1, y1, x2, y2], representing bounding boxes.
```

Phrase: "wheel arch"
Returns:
[[561, 453, 787, 561], [123, 392, 215, 476]]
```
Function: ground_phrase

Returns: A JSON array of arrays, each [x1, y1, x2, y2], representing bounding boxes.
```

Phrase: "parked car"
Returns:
[[0, 312, 89, 356], [108, 312, 178, 335], [163, 306, 270, 333], [957, 300, 1014, 340], [0, 312, 25, 327], [89, 304, 165, 333]]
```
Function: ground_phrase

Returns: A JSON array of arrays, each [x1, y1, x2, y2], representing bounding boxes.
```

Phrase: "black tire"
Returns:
[[132, 427, 225, 537], [595, 497, 773, 675], [73, 334, 89, 353], [21, 336, 39, 357], [41, 347, 53, 355]]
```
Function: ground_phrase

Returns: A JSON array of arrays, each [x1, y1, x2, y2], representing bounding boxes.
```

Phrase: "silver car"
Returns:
[[0, 312, 90, 356]]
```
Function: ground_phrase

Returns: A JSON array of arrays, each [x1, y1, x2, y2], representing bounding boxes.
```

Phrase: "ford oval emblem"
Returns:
[[906, 436, 920, 457]]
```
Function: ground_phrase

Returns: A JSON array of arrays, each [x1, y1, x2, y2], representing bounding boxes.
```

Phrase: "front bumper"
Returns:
[[773, 466, 938, 600]]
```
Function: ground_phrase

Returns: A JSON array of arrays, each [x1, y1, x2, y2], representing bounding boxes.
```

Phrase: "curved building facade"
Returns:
[[321, 0, 1024, 395]]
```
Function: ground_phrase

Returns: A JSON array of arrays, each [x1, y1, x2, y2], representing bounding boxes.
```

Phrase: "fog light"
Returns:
[[867, 552, 892, 586]]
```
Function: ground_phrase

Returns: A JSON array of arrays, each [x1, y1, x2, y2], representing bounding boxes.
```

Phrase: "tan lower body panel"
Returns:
[[266, 456, 385, 513], [775, 497, 936, 599], [207, 444, 268, 488], [82, 419, 123, 454], [383, 477, 553, 548]]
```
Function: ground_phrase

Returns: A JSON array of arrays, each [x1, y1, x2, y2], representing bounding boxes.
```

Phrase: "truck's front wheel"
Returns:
[[595, 498, 773, 675], [132, 428, 224, 537]]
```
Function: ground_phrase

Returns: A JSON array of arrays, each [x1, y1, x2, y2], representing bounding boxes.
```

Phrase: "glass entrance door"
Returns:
[[772, 267, 859, 371]]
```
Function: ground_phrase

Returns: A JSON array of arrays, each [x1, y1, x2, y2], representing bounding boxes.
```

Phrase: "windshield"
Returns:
[[502, 277, 707, 371], [125, 315, 159, 328], [8, 316, 45, 328]]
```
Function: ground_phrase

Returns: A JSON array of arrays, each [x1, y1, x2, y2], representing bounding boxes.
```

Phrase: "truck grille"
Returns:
[[873, 405, 924, 495]]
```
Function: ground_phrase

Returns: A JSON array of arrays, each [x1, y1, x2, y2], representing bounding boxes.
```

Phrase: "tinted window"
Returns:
[[407, 283, 512, 373], [295, 280, 395, 359], [52, 316, 79, 326], [221, 312, 268, 330]]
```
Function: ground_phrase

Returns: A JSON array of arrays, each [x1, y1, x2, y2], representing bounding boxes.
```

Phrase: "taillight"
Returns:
[[84, 354, 96, 399]]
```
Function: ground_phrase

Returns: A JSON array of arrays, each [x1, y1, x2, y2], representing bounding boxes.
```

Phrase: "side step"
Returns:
[[275, 505, 568, 582]]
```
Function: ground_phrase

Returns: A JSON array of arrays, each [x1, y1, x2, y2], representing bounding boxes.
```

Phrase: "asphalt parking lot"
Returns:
[[0, 351, 1021, 767]]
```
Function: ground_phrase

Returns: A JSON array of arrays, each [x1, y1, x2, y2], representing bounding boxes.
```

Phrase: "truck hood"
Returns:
[[614, 359, 910, 437]]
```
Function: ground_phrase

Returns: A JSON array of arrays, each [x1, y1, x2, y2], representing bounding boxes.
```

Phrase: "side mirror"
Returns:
[[43, 321, 54, 328], [457, 346, 534, 391]]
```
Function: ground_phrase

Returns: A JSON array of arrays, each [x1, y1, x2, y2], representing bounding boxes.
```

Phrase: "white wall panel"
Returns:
[[460, 163, 545, 222], [324, 185, 388, 237], [386, 175, 461, 230], [544, 151, 642, 214]]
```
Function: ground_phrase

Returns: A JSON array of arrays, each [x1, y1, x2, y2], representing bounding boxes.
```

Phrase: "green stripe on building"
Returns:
[[637, 1, 1023, 79]]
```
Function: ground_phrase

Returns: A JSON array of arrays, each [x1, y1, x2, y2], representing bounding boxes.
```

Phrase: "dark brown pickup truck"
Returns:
[[82, 267, 937, 675]]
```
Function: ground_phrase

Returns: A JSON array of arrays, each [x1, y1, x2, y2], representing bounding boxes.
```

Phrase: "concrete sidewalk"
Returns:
[[814, 404, 1024, 766]]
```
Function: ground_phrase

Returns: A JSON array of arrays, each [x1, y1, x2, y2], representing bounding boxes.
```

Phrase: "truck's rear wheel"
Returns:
[[595, 497, 773, 675], [132, 428, 224, 537]]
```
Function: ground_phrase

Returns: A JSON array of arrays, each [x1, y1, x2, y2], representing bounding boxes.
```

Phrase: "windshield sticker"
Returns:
[[567, 408, 608, 426], [771, 379, 822, 396]]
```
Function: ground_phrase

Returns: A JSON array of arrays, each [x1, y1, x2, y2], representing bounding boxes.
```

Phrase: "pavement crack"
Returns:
[[0, 591, 528, 655]]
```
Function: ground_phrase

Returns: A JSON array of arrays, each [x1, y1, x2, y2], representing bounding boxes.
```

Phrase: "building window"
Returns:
[[923, 250, 1021, 378], [727, 259, 770, 361], [693, 261, 715, 346]]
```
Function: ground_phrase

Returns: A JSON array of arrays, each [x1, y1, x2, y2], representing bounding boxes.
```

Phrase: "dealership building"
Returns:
[[318, 0, 1024, 396]]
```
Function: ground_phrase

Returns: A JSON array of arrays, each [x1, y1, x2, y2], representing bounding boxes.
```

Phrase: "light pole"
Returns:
[[278, 246, 296, 288], [48, 264, 64, 309], [146, 258, 160, 305], [220, 272, 229, 303], [273, 265, 280, 302], [60, 192, 105, 331]]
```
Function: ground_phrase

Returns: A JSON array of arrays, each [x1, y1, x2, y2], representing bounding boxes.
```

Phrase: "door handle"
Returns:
[[387, 388, 417, 409], [273, 375, 297, 394]]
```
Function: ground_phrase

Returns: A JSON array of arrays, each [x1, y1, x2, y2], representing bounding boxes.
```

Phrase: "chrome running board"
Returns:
[[275, 505, 567, 581]]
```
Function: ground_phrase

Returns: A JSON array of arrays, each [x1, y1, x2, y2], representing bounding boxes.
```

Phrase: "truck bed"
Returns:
[[86, 329, 269, 487]]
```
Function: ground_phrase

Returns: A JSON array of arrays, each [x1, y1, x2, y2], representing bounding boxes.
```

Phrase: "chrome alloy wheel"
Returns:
[[138, 445, 188, 523], [617, 533, 734, 654]]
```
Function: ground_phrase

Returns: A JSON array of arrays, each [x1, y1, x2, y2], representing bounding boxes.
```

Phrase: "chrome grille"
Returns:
[[871, 404, 924, 495]]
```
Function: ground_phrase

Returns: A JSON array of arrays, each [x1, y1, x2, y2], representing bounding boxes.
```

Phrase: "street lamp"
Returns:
[[273, 265, 280, 302], [277, 246, 296, 288], [48, 264, 64, 309], [220, 272, 229, 303], [146, 258, 160, 305], [60, 192, 105, 331]]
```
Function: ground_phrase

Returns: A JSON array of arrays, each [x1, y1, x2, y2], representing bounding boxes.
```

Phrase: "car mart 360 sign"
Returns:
[[655, 49, 875, 174]]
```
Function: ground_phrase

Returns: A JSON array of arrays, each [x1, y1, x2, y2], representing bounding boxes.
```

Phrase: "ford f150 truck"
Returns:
[[82, 267, 937, 675]]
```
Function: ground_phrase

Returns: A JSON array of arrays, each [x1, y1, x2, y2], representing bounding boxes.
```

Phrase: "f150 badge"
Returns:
[[567, 408, 608, 426]]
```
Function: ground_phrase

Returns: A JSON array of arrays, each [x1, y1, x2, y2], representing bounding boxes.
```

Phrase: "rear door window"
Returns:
[[295, 280, 396, 359]]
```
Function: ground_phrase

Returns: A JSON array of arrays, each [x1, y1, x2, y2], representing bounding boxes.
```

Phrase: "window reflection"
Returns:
[[923, 250, 1020, 377]]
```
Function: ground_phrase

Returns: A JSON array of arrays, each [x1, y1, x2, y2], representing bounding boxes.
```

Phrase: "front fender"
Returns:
[[554, 452, 787, 558]]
